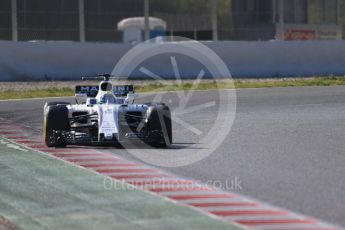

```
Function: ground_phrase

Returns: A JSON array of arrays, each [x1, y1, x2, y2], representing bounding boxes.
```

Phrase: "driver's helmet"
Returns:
[[100, 93, 116, 104]]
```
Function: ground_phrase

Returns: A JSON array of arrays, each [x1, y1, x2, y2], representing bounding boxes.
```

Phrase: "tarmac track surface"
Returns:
[[0, 86, 344, 227]]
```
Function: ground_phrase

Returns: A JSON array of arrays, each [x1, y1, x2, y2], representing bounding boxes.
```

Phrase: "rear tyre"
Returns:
[[146, 104, 172, 148], [44, 105, 70, 147]]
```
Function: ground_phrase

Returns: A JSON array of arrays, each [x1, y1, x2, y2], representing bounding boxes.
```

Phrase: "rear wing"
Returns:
[[75, 85, 99, 97], [113, 85, 134, 97], [75, 85, 134, 98]]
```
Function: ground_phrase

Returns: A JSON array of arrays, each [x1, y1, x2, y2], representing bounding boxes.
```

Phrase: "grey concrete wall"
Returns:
[[0, 40, 344, 81]]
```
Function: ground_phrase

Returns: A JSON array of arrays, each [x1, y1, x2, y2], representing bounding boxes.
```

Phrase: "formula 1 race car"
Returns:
[[43, 74, 172, 148]]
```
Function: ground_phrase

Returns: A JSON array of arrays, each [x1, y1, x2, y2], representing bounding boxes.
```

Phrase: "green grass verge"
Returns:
[[0, 87, 74, 100], [1, 76, 345, 100]]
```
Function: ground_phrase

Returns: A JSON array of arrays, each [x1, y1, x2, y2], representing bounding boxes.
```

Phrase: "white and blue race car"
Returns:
[[43, 74, 172, 148]]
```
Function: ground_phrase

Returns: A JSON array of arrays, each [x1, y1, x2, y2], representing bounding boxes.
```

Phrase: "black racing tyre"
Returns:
[[146, 104, 172, 148], [44, 101, 70, 110], [43, 105, 69, 147]]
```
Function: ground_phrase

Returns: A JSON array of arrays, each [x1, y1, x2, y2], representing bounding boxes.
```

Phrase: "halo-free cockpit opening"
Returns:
[[100, 82, 113, 91]]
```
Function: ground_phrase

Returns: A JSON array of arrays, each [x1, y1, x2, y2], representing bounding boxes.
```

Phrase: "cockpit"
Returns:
[[100, 82, 113, 91], [96, 81, 116, 104]]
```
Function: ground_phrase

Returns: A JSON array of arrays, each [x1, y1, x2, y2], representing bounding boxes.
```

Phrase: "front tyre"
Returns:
[[43, 105, 70, 147], [146, 104, 172, 148], [44, 101, 70, 110]]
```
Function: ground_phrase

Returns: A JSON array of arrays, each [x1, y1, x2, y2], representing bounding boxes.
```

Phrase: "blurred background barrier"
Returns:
[[0, 0, 344, 80], [1, 0, 344, 42], [1, 40, 345, 81]]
